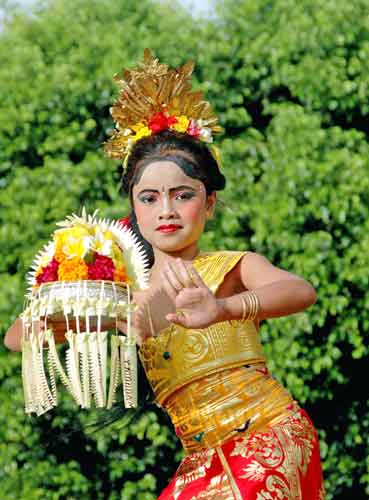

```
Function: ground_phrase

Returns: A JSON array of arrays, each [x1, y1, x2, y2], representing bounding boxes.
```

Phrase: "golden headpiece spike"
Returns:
[[104, 49, 221, 169]]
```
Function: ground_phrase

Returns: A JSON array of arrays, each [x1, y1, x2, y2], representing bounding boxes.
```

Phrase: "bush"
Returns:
[[1, 0, 368, 497]]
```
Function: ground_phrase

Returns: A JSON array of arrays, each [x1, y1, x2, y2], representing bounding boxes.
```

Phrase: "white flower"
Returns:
[[199, 127, 213, 143], [39, 242, 55, 267]]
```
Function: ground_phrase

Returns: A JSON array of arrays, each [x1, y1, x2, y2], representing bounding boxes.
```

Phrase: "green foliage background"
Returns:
[[1, 0, 368, 498]]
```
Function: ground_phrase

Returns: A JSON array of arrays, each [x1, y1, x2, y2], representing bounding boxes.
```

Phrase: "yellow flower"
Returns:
[[170, 115, 189, 133], [58, 257, 88, 281], [54, 226, 92, 260], [35, 266, 44, 277], [111, 242, 123, 269], [131, 122, 151, 141]]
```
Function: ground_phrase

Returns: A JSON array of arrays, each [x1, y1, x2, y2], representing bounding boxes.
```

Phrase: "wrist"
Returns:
[[216, 298, 231, 322]]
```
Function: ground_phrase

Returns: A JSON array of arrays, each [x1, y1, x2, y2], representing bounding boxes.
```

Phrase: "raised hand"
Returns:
[[130, 287, 174, 344], [161, 258, 222, 329]]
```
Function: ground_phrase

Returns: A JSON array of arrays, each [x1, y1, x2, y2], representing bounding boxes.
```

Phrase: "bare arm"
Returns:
[[4, 318, 25, 352], [218, 252, 317, 322], [3, 290, 155, 351], [5, 317, 73, 352]]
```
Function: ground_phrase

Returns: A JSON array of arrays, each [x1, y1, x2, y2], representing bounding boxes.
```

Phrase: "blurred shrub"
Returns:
[[1, 0, 368, 498]]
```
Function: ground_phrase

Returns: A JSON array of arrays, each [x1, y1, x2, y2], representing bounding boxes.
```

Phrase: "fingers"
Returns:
[[162, 258, 205, 297], [166, 309, 189, 327], [186, 263, 205, 288], [175, 287, 205, 307], [175, 259, 196, 288]]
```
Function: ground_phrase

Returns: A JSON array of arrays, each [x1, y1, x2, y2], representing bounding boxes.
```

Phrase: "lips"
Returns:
[[156, 224, 182, 233]]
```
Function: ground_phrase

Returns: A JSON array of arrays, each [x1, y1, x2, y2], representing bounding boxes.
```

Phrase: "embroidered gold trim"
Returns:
[[216, 446, 242, 500]]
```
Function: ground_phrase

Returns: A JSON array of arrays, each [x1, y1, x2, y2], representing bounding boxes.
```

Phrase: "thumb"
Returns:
[[166, 312, 187, 326]]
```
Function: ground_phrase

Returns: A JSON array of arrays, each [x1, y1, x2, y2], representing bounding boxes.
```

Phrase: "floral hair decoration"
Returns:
[[104, 49, 222, 169]]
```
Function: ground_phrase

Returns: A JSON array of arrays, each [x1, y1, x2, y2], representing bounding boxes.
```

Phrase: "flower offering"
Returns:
[[21, 209, 149, 416]]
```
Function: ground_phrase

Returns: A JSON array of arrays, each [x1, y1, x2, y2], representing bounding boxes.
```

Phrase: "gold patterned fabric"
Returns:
[[139, 251, 266, 406], [165, 364, 294, 453], [158, 409, 325, 500], [139, 251, 325, 498]]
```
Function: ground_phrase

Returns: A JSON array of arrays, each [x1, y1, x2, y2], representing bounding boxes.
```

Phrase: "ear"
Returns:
[[206, 192, 217, 219]]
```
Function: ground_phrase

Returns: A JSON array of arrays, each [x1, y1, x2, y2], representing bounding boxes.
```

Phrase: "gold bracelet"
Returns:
[[247, 291, 259, 321], [240, 291, 260, 322], [241, 294, 248, 322], [229, 291, 260, 326]]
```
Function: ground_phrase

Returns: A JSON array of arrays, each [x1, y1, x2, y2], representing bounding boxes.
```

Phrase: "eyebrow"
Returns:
[[137, 185, 197, 196]]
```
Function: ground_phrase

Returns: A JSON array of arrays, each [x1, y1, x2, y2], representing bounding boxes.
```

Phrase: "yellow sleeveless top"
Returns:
[[139, 251, 295, 453]]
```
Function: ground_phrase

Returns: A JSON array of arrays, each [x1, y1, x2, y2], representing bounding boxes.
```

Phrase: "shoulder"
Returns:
[[195, 250, 250, 295], [220, 251, 272, 291], [195, 250, 247, 274], [196, 250, 247, 261]]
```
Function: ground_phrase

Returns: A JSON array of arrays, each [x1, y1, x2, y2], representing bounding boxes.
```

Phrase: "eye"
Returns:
[[138, 194, 157, 204], [175, 191, 195, 201]]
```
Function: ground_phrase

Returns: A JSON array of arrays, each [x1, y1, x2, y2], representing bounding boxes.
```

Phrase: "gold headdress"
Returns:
[[104, 49, 221, 168]]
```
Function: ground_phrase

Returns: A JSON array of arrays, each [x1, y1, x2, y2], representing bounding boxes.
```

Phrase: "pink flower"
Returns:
[[87, 254, 115, 280], [187, 118, 201, 138], [36, 257, 59, 285]]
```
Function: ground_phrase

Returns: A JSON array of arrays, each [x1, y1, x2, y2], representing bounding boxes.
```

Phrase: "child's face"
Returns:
[[132, 160, 215, 256]]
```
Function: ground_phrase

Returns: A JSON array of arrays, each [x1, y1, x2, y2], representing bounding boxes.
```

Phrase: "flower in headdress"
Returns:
[[35, 257, 59, 285], [148, 112, 177, 133], [187, 118, 201, 138], [131, 122, 151, 141], [199, 127, 213, 143], [170, 115, 190, 133], [58, 257, 88, 281], [87, 254, 115, 281]]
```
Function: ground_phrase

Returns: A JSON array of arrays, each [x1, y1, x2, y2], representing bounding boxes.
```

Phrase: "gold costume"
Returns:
[[139, 251, 294, 452], [139, 252, 325, 499]]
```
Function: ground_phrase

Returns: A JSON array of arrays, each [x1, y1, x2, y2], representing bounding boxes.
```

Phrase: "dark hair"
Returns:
[[121, 130, 226, 266]]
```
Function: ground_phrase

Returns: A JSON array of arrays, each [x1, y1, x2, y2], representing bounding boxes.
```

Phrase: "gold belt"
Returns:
[[163, 363, 295, 453]]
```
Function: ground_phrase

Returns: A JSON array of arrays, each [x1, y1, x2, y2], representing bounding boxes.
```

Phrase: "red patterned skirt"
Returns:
[[158, 409, 325, 500]]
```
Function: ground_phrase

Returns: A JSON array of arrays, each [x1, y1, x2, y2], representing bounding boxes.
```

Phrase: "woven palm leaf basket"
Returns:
[[21, 209, 149, 416]]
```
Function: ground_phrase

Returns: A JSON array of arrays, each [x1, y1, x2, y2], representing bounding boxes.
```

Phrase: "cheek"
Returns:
[[181, 199, 206, 224], [134, 204, 153, 232]]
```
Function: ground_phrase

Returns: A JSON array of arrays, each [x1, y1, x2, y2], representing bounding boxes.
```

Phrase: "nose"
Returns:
[[158, 196, 178, 220]]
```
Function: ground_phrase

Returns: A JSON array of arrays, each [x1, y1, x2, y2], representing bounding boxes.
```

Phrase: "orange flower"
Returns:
[[114, 265, 130, 283], [54, 247, 66, 263], [58, 257, 88, 281]]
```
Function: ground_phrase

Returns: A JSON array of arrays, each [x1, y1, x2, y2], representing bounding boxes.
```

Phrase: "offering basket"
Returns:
[[20, 210, 149, 416]]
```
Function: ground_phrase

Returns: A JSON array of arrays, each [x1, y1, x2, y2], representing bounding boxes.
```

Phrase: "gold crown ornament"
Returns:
[[20, 209, 149, 416], [104, 49, 222, 169]]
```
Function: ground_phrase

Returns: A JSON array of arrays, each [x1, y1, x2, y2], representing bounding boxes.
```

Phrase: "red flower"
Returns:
[[175, 426, 185, 437], [148, 112, 177, 134], [187, 118, 201, 138], [87, 254, 115, 280], [118, 216, 132, 230], [36, 257, 59, 285]]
